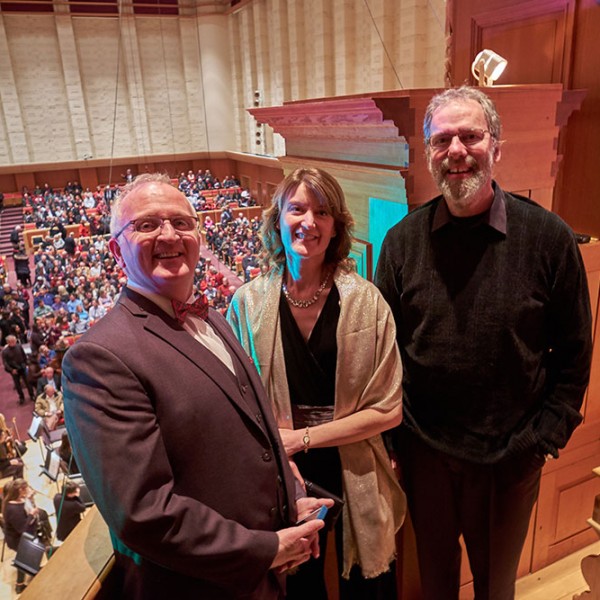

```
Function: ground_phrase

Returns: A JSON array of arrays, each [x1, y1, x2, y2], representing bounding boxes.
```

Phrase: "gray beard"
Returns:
[[429, 152, 494, 209], [438, 166, 487, 206]]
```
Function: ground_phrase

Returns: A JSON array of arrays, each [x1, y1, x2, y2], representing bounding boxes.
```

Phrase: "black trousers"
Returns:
[[398, 428, 543, 600], [10, 369, 34, 403]]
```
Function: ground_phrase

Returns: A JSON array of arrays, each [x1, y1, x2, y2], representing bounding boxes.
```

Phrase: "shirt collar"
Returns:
[[431, 181, 507, 234]]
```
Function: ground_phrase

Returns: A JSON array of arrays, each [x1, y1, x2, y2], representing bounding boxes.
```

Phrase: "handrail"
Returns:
[[20, 506, 115, 599]]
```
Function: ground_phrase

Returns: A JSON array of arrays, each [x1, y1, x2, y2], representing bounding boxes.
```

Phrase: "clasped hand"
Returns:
[[270, 496, 334, 573]]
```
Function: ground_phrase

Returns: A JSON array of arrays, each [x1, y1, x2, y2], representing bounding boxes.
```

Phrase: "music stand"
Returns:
[[27, 414, 43, 443], [40, 445, 61, 485], [12, 532, 45, 576], [40, 424, 67, 448]]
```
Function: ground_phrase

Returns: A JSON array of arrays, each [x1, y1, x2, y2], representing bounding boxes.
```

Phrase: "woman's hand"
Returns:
[[279, 428, 303, 456], [287, 459, 306, 492], [295, 496, 334, 523]]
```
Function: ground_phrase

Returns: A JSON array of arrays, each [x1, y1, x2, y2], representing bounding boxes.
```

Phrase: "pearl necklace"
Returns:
[[282, 271, 331, 309]]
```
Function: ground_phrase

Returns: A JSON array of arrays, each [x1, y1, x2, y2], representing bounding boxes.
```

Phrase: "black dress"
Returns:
[[53, 494, 86, 541], [280, 286, 396, 600]]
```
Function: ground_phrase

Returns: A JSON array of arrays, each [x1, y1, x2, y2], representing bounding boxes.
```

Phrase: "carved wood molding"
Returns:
[[573, 553, 600, 599]]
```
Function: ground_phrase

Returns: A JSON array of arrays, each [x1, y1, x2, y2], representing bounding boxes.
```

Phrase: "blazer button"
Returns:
[[256, 413, 262, 423], [277, 475, 283, 486], [269, 507, 277, 516], [262, 451, 272, 462], [241, 384, 248, 394]]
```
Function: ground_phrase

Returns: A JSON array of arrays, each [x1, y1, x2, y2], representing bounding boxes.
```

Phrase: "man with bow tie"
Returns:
[[62, 173, 328, 600]]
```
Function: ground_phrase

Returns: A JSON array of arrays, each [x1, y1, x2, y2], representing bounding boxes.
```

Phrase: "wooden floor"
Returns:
[[1, 437, 599, 599], [515, 540, 600, 600]]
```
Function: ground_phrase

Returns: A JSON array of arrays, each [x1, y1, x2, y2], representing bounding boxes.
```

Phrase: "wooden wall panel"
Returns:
[[0, 152, 283, 208], [554, 0, 600, 238], [449, 0, 573, 87], [449, 0, 600, 239], [580, 245, 600, 425], [533, 441, 600, 571], [479, 16, 566, 84]]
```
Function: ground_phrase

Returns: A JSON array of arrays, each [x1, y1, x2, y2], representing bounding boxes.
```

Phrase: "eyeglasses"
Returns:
[[114, 215, 199, 240], [428, 128, 491, 151]]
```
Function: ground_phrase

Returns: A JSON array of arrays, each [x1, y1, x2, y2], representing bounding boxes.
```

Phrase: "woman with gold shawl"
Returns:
[[227, 167, 405, 599]]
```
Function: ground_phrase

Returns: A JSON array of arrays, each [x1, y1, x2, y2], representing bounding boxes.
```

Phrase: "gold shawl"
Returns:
[[227, 267, 406, 578]]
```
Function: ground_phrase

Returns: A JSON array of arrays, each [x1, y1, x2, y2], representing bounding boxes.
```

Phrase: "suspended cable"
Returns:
[[362, 0, 404, 89], [427, 0, 445, 35], [158, 7, 177, 165], [193, 1, 211, 161], [123, 6, 148, 164], [107, 0, 124, 186]]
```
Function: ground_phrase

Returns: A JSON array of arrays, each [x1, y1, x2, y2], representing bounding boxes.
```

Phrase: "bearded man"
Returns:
[[375, 86, 592, 600]]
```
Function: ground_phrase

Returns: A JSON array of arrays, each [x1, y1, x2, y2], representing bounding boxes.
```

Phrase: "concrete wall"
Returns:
[[0, 0, 445, 166]]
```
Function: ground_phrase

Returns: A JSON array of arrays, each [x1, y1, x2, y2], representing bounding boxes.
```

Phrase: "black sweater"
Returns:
[[376, 183, 592, 463]]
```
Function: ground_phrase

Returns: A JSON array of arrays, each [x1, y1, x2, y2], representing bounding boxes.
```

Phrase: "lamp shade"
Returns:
[[471, 49, 508, 86]]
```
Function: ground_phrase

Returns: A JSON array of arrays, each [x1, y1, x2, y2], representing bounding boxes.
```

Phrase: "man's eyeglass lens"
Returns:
[[429, 129, 489, 150], [130, 216, 198, 235], [135, 216, 197, 233]]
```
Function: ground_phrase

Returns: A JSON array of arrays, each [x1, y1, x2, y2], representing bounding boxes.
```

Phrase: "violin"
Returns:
[[2, 418, 25, 459], [3, 431, 16, 459]]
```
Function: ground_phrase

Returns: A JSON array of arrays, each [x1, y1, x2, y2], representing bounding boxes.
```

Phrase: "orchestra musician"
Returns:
[[0, 413, 25, 479], [2, 479, 53, 593]]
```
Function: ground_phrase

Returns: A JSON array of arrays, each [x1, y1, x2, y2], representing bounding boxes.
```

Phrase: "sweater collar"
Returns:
[[431, 180, 507, 235]]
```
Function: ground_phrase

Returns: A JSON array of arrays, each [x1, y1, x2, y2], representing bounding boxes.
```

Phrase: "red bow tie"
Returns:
[[171, 296, 209, 323]]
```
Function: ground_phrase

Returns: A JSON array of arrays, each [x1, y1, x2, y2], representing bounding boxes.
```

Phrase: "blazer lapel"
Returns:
[[118, 290, 265, 434]]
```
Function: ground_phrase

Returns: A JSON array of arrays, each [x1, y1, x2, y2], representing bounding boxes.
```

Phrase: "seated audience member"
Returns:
[[51, 294, 67, 313], [33, 299, 53, 320], [66, 293, 83, 314], [88, 298, 107, 322], [35, 384, 64, 431], [69, 312, 90, 335], [38, 345, 56, 370], [74, 303, 89, 323], [37, 366, 61, 395], [53, 234, 65, 250], [78, 220, 90, 238], [0, 283, 15, 310], [53, 481, 86, 542]]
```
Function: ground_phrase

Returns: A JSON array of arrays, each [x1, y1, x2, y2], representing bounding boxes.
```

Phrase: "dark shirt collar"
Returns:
[[431, 181, 507, 234]]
